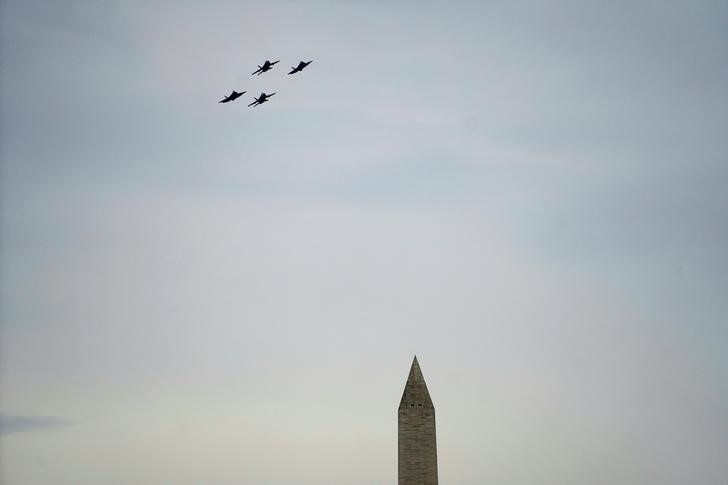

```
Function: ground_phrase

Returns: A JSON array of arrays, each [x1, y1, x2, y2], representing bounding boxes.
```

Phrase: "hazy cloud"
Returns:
[[0, 414, 71, 435]]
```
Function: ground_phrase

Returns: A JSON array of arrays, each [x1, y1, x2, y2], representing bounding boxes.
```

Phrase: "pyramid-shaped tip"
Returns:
[[399, 356, 434, 410], [406, 356, 423, 382]]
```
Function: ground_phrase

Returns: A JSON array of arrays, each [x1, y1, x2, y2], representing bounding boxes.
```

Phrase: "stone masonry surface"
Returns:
[[398, 356, 438, 485]]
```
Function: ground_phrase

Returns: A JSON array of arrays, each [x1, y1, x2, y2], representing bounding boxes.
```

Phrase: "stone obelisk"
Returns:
[[398, 356, 438, 485]]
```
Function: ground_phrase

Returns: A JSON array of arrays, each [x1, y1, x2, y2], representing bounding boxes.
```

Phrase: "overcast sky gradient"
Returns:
[[1, 1, 727, 484]]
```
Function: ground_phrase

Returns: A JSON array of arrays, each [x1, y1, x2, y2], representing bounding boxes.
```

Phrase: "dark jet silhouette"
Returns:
[[288, 60, 313, 75], [248, 92, 276, 107], [252, 60, 279, 75], [219, 90, 246, 103]]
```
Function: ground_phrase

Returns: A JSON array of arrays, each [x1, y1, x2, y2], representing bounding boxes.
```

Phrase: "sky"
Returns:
[[1, 1, 727, 484]]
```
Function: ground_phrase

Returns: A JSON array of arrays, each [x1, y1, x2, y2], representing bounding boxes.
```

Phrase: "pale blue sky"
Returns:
[[1, 1, 727, 484]]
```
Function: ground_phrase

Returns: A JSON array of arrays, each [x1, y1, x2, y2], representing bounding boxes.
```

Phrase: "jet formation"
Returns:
[[218, 58, 312, 108]]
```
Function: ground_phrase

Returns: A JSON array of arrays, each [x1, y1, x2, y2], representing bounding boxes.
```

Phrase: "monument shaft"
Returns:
[[398, 356, 438, 485]]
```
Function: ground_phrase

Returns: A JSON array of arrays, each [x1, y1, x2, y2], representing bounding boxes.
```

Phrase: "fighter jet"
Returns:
[[248, 92, 275, 107], [219, 90, 246, 103], [288, 60, 313, 75], [252, 60, 279, 75]]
